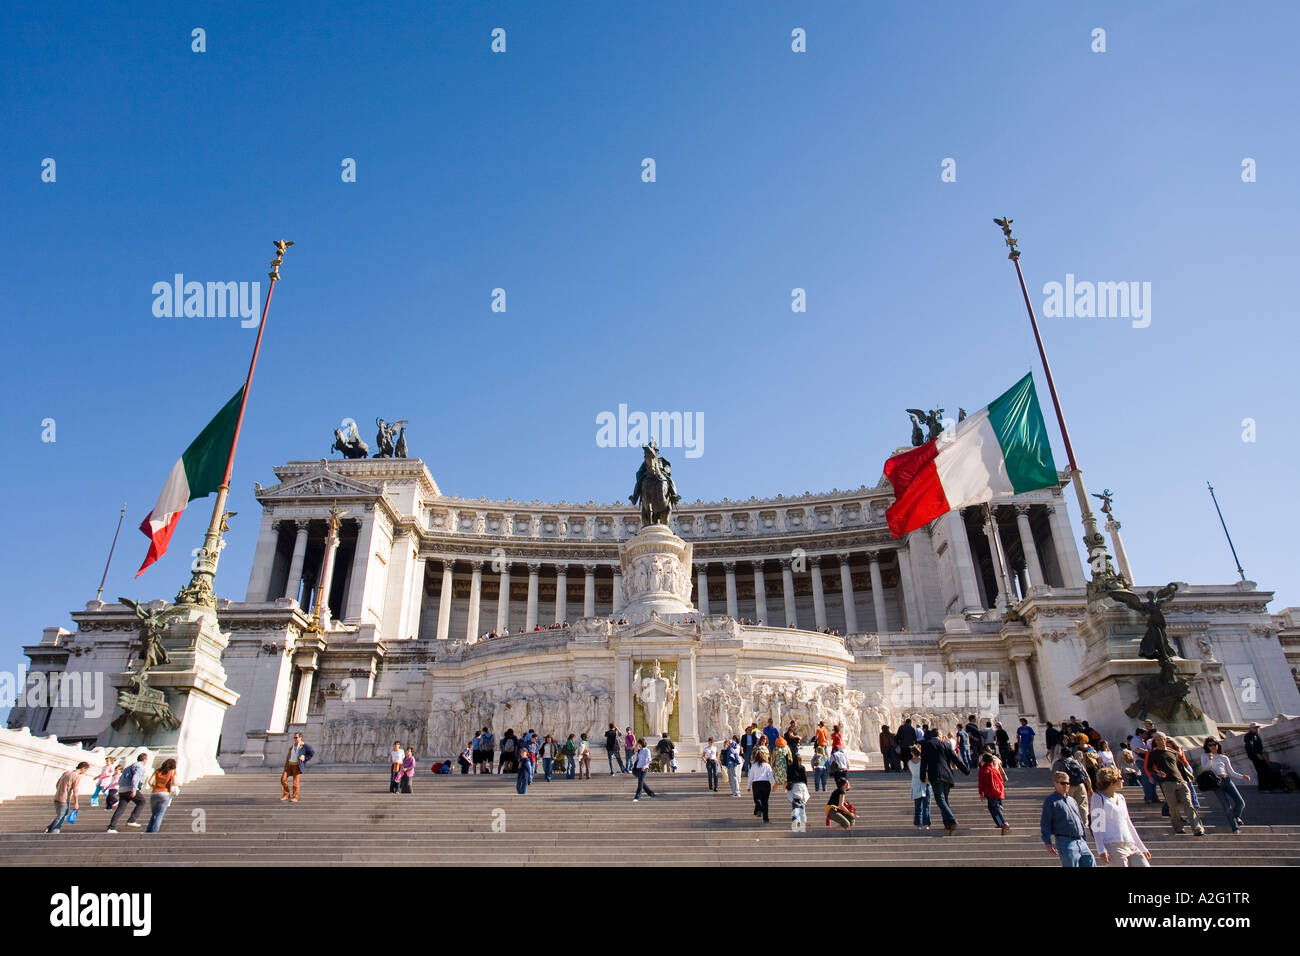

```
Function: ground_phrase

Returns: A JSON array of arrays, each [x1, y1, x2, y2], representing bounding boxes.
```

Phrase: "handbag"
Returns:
[[65, 809, 78, 824], [1195, 770, 1221, 792]]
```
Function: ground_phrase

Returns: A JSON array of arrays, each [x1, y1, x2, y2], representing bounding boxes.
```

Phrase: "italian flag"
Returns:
[[883, 373, 1058, 538], [136, 387, 245, 576]]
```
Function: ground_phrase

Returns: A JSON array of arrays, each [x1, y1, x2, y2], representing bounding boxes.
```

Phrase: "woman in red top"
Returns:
[[831, 725, 843, 751], [977, 753, 1011, 833]]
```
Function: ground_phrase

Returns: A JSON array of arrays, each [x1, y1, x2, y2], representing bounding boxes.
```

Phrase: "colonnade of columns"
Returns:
[[426, 546, 931, 642]]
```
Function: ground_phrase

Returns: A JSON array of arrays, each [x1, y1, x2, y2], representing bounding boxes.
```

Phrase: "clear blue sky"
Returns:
[[3, 2, 1297, 688]]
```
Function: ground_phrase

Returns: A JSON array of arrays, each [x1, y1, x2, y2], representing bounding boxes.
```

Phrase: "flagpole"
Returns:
[[96, 503, 128, 604], [1207, 482, 1247, 582], [993, 219, 1118, 595], [177, 240, 293, 608]]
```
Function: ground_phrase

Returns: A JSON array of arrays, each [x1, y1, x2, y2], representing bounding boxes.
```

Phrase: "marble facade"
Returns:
[[10, 456, 1300, 777]]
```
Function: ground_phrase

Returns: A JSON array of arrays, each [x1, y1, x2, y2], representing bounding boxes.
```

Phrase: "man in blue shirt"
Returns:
[[762, 720, 778, 749], [1041, 771, 1094, 867], [106, 751, 150, 832], [1016, 718, 1037, 768]]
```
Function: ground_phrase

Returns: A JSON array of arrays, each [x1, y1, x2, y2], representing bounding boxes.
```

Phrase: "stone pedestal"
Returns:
[[1068, 605, 1218, 747], [98, 604, 239, 785], [618, 524, 695, 625]]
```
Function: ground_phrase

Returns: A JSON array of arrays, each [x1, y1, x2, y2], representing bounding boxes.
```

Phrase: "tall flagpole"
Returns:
[[1207, 482, 1247, 582], [96, 503, 128, 604], [993, 219, 1119, 597], [176, 240, 294, 608]]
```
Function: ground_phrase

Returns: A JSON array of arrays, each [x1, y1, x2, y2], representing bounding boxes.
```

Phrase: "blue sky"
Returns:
[[3, 2, 1298, 687]]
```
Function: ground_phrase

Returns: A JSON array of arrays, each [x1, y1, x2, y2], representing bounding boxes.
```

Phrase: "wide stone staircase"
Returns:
[[3, 764, 1297, 866]]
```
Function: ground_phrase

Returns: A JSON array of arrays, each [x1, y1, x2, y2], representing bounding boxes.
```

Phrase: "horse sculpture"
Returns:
[[332, 421, 369, 459], [629, 442, 680, 527]]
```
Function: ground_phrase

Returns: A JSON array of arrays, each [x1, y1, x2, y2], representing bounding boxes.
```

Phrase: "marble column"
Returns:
[[344, 513, 378, 624], [315, 526, 342, 628], [1010, 649, 1039, 718], [405, 557, 426, 640], [615, 656, 634, 730], [1048, 497, 1086, 588], [465, 561, 483, 642], [752, 561, 768, 622], [247, 514, 282, 601], [612, 568, 623, 615], [868, 552, 888, 631], [696, 565, 710, 615], [496, 563, 512, 632], [436, 561, 454, 640], [1015, 505, 1045, 588], [779, 558, 797, 628], [555, 566, 568, 623], [810, 556, 827, 631], [945, 510, 983, 612], [677, 653, 699, 743], [837, 553, 859, 634], [525, 562, 541, 630], [583, 564, 597, 618], [290, 664, 316, 724], [724, 562, 739, 618], [283, 520, 310, 603], [983, 512, 1012, 611], [896, 545, 921, 631], [1106, 518, 1135, 586]]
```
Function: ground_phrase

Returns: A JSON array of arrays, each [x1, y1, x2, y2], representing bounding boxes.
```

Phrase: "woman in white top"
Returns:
[[1097, 741, 1116, 769], [1089, 767, 1150, 867], [908, 744, 932, 829], [1200, 737, 1250, 833], [748, 752, 775, 823]]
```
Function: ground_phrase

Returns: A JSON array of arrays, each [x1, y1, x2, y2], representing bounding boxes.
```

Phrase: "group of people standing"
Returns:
[[882, 715, 1039, 773]]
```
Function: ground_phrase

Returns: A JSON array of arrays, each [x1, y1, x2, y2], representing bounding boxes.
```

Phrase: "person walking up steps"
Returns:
[[145, 758, 179, 833], [44, 762, 89, 834], [106, 752, 149, 832], [624, 727, 636, 774], [725, 737, 743, 796], [978, 752, 1011, 834], [908, 745, 932, 829], [632, 739, 657, 801], [748, 750, 774, 822], [787, 758, 809, 829], [811, 746, 829, 793], [605, 723, 626, 774], [918, 729, 969, 835]]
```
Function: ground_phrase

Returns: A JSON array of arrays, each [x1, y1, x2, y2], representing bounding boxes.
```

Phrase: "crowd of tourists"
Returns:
[[426, 716, 860, 828], [37, 709, 1275, 856]]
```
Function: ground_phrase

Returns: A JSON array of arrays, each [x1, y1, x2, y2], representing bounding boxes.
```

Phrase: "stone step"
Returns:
[[4, 767, 1295, 867]]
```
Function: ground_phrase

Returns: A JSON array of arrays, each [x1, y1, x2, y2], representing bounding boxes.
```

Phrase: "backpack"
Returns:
[[1064, 759, 1088, 787], [564, 740, 576, 755], [502, 737, 516, 753]]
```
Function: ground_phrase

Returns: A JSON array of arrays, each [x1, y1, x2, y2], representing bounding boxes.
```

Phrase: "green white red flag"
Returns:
[[884, 373, 1058, 537], [136, 387, 244, 576]]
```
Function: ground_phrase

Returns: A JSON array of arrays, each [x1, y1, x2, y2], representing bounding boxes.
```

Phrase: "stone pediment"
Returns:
[[612, 614, 700, 643], [256, 464, 382, 502]]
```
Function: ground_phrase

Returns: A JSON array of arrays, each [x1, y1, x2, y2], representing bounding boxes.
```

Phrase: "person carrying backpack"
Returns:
[[604, 723, 627, 774], [564, 734, 578, 779]]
